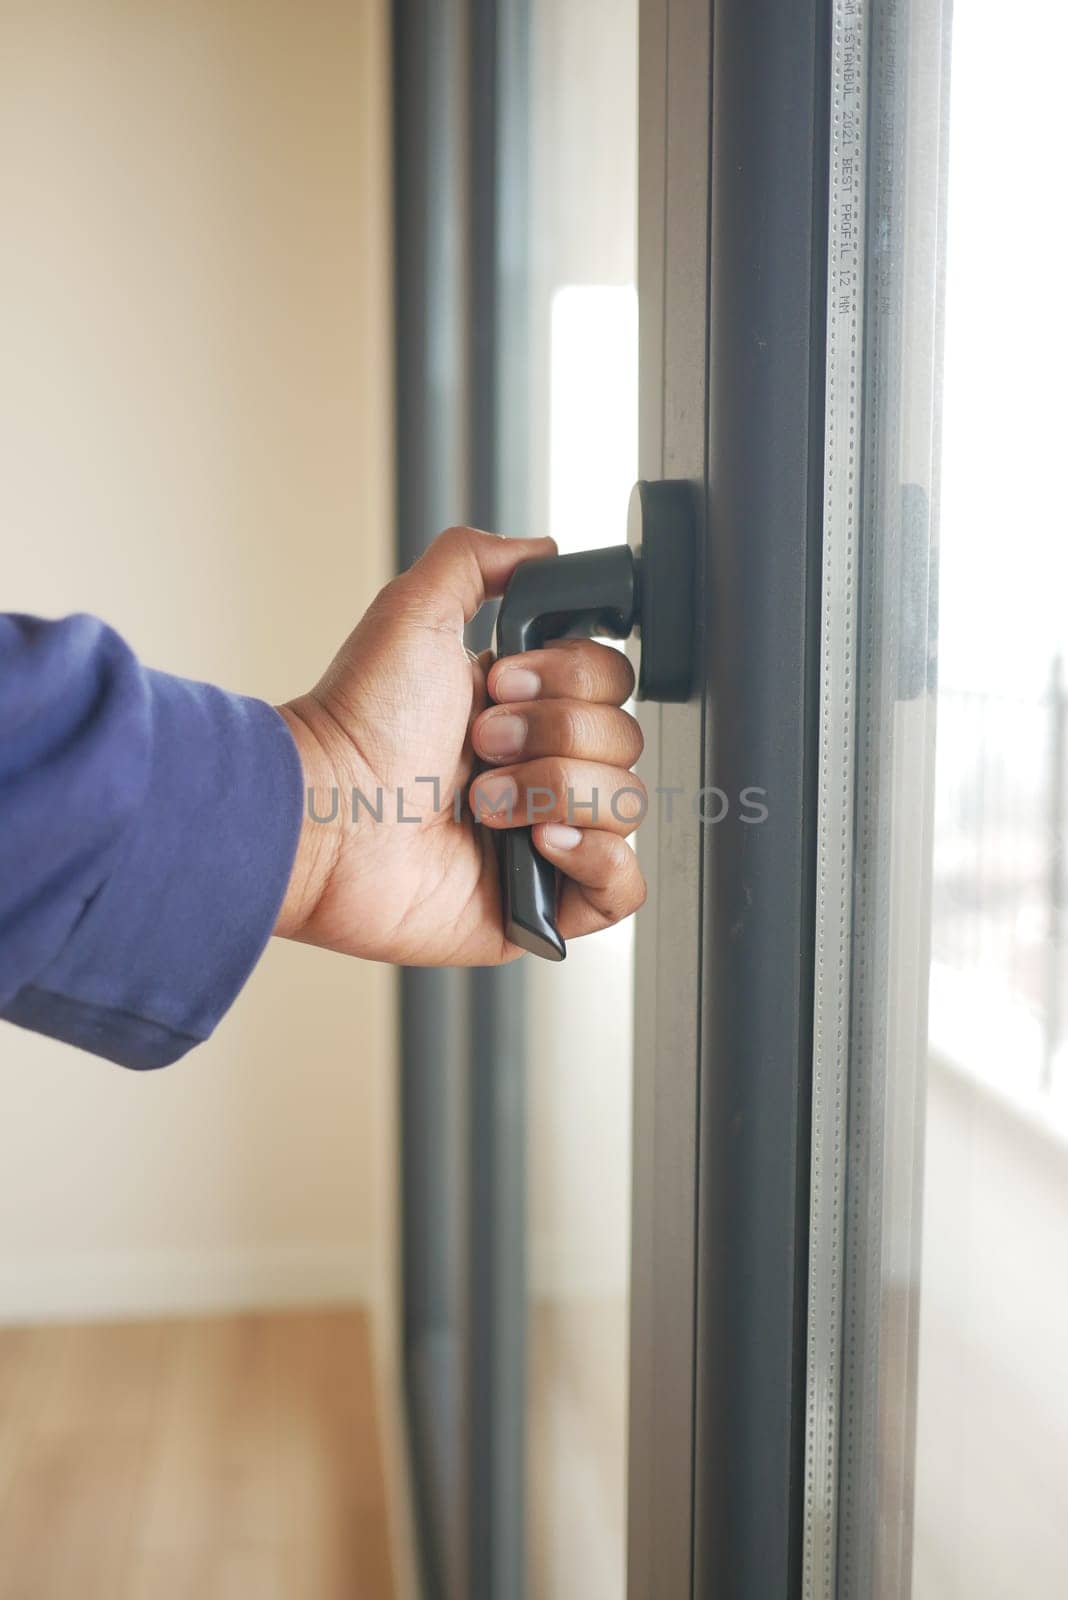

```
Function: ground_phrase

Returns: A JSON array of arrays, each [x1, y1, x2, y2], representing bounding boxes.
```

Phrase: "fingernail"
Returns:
[[495, 667, 541, 702], [542, 822, 582, 851], [472, 774, 518, 817], [478, 712, 526, 759]]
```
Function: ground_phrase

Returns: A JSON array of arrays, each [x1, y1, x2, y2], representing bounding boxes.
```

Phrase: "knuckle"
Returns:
[[440, 526, 482, 576], [569, 659, 596, 702], [550, 704, 589, 758], [609, 651, 636, 702], [373, 573, 407, 610], [612, 773, 648, 824], [621, 710, 645, 760], [605, 835, 633, 878], [602, 840, 646, 917], [542, 756, 571, 809]]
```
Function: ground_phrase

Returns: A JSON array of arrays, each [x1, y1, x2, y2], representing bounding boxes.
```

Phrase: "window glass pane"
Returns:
[[913, 3, 1068, 1594], [508, 2, 638, 1595], [812, 4, 1068, 1596]]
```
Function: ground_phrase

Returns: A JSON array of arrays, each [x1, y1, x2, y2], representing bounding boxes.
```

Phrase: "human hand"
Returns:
[[274, 526, 647, 965]]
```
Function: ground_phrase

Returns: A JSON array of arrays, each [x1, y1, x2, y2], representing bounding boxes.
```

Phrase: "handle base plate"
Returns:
[[627, 479, 697, 703]]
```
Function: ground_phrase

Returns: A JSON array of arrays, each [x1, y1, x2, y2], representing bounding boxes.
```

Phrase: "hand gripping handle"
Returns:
[[491, 545, 638, 960], [489, 481, 695, 961]]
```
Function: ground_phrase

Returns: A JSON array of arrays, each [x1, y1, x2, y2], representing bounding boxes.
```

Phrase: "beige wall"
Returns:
[[0, 0, 396, 1325]]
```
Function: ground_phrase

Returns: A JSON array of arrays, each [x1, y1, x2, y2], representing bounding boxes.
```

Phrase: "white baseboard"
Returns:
[[0, 1242, 372, 1325]]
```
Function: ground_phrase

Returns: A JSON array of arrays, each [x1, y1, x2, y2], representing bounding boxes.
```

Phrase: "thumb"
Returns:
[[398, 525, 557, 628]]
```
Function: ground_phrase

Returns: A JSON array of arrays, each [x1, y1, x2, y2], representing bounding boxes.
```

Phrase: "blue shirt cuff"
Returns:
[[3, 670, 303, 1069]]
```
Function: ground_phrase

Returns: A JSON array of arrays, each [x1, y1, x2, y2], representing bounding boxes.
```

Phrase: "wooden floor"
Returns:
[[0, 1308, 393, 1600]]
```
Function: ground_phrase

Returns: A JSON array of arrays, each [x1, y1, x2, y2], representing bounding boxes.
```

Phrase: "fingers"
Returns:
[[472, 698, 644, 768], [487, 639, 634, 707], [475, 596, 646, 946], [533, 825, 647, 939], [399, 526, 557, 628], [469, 759, 647, 835]]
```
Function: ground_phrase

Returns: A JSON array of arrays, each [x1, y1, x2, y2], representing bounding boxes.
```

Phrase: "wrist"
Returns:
[[273, 700, 345, 940]]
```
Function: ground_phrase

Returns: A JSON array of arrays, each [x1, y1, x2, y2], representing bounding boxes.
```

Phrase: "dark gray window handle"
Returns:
[[491, 480, 695, 960]]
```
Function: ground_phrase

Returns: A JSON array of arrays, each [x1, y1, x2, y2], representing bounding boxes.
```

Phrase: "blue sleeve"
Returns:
[[0, 614, 303, 1069]]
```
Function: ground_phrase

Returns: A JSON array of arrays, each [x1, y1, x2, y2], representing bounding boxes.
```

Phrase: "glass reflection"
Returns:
[[913, 2, 1068, 1594], [517, 3, 638, 1596]]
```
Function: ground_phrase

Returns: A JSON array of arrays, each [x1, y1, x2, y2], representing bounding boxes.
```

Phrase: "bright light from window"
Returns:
[[548, 285, 638, 556]]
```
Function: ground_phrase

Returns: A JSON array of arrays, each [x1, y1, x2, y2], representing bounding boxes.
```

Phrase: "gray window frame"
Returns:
[[628, 1, 830, 1595], [393, 2, 530, 1596]]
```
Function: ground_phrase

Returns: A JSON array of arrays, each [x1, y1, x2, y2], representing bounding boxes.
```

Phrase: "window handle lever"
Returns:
[[491, 479, 695, 960]]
